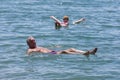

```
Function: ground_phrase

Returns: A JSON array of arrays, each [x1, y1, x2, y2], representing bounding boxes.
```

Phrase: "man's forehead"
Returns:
[[28, 36, 35, 40]]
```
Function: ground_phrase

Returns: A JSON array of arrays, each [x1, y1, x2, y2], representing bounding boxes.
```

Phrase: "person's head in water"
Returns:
[[63, 16, 69, 23], [26, 36, 36, 49]]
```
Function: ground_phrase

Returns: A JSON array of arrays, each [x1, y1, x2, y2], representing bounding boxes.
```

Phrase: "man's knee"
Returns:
[[69, 48, 76, 51]]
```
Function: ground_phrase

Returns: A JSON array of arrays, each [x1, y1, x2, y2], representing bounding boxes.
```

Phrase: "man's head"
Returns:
[[26, 36, 36, 49], [63, 16, 69, 22]]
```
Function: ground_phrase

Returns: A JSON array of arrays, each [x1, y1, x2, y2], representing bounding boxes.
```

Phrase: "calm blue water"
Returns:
[[0, 0, 120, 80]]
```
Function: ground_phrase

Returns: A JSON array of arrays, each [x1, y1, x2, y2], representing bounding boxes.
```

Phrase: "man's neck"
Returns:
[[29, 46, 37, 49]]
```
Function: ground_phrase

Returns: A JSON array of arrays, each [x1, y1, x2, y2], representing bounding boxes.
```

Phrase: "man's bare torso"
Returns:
[[27, 47, 52, 54]]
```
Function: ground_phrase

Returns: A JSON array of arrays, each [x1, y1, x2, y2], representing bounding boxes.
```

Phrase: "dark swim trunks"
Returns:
[[50, 51, 57, 54], [55, 22, 61, 30]]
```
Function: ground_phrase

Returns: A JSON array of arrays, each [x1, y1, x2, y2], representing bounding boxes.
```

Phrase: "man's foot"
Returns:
[[81, 18, 85, 21], [89, 48, 98, 55], [83, 51, 90, 57]]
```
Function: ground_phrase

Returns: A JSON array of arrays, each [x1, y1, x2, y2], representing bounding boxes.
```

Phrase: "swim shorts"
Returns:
[[50, 51, 57, 54]]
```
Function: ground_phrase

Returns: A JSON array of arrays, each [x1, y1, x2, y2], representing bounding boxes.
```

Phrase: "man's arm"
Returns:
[[26, 49, 33, 55]]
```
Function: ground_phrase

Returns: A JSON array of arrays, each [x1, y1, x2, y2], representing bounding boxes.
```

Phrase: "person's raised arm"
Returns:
[[50, 16, 61, 24], [73, 18, 85, 24]]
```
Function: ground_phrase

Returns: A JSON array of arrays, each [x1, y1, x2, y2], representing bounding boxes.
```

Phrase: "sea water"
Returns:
[[0, 0, 120, 80]]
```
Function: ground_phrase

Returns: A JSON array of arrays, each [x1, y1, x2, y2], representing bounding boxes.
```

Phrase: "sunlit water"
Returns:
[[0, 0, 120, 80]]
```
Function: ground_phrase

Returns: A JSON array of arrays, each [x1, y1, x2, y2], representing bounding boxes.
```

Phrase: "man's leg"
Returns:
[[57, 48, 87, 54], [57, 48, 97, 56], [64, 48, 86, 54]]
